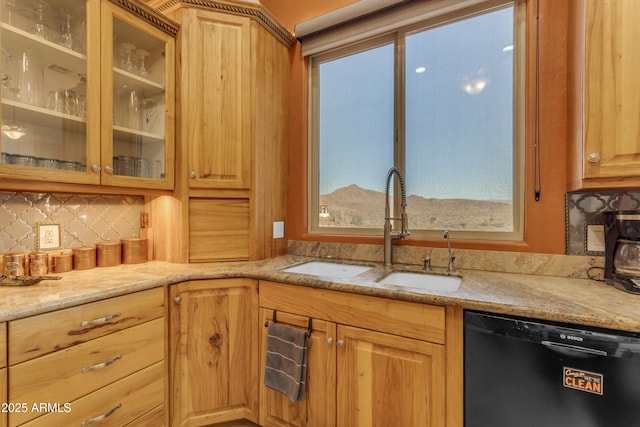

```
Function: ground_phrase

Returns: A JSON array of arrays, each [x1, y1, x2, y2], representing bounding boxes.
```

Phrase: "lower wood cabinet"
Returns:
[[169, 279, 259, 426], [6, 288, 166, 427], [258, 281, 448, 427]]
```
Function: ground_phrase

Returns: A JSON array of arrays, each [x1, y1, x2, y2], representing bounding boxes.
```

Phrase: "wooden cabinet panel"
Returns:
[[9, 319, 164, 425], [336, 325, 445, 427], [583, 0, 640, 180], [9, 287, 164, 364], [189, 198, 250, 262], [259, 282, 448, 427], [259, 281, 446, 344], [0, 323, 6, 368], [259, 309, 336, 427], [569, 0, 640, 188], [169, 279, 259, 426], [186, 9, 251, 190], [19, 362, 164, 427]]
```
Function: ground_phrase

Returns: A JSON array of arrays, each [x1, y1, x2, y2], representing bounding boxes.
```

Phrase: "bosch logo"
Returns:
[[560, 333, 583, 342]]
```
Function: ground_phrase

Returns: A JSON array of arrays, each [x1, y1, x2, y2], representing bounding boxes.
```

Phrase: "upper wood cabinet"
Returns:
[[149, 0, 296, 263], [0, 0, 176, 190], [569, 0, 640, 190], [184, 9, 251, 190]]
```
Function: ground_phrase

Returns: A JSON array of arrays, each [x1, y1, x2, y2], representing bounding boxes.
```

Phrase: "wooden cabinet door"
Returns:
[[582, 0, 640, 181], [336, 326, 446, 427], [169, 279, 258, 426], [185, 9, 251, 189], [259, 309, 337, 427]]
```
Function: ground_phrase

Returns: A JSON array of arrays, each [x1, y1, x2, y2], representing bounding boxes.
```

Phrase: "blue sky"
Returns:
[[319, 6, 514, 201]]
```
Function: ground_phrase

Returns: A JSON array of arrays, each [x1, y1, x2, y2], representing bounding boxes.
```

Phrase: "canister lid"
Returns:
[[97, 240, 122, 248], [72, 245, 96, 252]]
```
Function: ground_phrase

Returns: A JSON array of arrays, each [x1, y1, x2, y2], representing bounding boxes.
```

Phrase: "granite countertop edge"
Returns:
[[0, 255, 637, 333]]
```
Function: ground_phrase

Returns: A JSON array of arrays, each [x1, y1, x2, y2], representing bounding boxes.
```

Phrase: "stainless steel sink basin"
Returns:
[[282, 261, 373, 278], [379, 271, 462, 292]]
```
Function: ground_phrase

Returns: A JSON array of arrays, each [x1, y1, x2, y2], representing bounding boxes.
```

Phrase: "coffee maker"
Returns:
[[603, 210, 640, 294]]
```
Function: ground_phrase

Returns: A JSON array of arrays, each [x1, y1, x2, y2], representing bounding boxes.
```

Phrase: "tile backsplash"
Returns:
[[0, 191, 144, 253], [566, 189, 640, 256]]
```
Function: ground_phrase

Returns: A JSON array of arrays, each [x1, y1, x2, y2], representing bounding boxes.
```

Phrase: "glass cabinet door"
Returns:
[[0, 0, 99, 184], [101, 2, 174, 189]]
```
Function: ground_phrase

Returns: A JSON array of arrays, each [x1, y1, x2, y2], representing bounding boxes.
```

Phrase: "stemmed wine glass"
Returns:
[[135, 49, 149, 78], [121, 42, 137, 74]]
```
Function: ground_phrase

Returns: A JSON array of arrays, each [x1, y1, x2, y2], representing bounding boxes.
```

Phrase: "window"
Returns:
[[308, 1, 524, 240]]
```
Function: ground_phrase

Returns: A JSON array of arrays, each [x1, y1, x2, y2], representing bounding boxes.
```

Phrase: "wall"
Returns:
[[0, 192, 144, 253], [261, 0, 569, 255]]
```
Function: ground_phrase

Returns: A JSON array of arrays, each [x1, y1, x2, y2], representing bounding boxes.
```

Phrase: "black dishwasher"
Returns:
[[464, 311, 640, 427]]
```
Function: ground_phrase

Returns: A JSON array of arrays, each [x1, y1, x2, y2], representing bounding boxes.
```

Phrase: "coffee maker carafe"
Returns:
[[603, 210, 640, 293]]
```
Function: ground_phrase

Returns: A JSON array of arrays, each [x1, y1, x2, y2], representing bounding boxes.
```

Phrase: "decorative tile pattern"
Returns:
[[0, 192, 144, 253], [566, 190, 640, 256]]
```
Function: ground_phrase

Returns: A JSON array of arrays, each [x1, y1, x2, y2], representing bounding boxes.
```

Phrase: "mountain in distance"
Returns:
[[319, 184, 512, 231]]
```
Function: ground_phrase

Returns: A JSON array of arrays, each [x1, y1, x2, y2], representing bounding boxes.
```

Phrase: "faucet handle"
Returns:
[[422, 256, 431, 271]]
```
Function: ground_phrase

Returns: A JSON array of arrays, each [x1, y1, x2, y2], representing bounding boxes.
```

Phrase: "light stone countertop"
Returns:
[[0, 255, 638, 333]]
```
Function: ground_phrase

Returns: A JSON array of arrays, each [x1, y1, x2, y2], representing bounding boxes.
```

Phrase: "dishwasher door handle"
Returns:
[[542, 340, 608, 358]]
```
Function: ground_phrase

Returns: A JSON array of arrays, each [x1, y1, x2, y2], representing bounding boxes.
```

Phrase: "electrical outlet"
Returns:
[[273, 221, 285, 239], [586, 224, 605, 252]]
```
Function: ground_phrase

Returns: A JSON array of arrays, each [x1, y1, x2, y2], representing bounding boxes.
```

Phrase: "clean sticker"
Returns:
[[563, 367, 603, 395]]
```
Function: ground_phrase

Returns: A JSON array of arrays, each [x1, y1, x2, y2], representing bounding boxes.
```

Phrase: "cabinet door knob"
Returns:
[[587, 153, 601, 163], [91, 164, 101, 173], [336, 340, 345, 348], [105, 165, 114, 174], [174, 296, 182, 305], [327, 338, 333, 345], [190, 170, 196, 178]]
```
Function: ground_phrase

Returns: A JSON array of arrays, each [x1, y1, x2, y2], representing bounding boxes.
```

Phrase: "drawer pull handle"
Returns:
[[81, 403, 122, 426], [81, 312, 121, 327], [81, 354, 122, 374]]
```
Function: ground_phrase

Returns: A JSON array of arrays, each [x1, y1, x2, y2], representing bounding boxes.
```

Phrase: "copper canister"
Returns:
[[28, 253, 49, 275], [121, 237, 148, 264], [72, 246, 97, 270], [51, 253, 73, 273], [3, 253, 28, 276], [96, 241, 122, 267]]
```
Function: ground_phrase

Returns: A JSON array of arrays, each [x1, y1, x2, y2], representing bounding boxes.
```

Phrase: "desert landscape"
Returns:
[[319, 184, 513, 232]]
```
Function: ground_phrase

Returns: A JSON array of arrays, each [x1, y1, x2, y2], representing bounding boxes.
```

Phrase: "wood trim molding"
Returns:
[[109, 0, 180, 36], [151, 0, 297, 47]]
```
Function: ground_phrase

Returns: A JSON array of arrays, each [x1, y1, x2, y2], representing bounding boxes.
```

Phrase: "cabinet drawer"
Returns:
[[9, 319, 164, 426], [9, 287, 164, 364], [124, 404, 164, 427], [260, 281, 446, 344], [17, 362, 164, 427]]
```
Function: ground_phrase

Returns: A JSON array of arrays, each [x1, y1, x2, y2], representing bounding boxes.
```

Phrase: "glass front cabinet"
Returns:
[[0, 0, 176, 189]]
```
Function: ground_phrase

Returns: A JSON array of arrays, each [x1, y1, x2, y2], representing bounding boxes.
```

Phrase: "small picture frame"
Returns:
[[36, 223, 61, 251]]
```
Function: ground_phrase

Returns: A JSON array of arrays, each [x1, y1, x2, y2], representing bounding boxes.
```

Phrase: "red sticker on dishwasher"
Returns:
[[563, 367, 603, 395]]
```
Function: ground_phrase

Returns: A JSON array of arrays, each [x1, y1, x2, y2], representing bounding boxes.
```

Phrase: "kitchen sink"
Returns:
[[379, 271, 462, 292], [282, 261, 373, 278]]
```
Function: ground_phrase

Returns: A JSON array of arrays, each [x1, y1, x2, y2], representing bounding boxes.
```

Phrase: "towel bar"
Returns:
[[264, 310, 313, 337]]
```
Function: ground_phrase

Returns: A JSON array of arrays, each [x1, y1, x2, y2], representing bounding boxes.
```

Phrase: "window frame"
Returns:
[[308, 0, 526, 241]]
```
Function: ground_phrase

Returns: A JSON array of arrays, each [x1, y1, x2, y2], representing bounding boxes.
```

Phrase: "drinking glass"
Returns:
[[121, 42, 137, 74], [59, 9, 73, 49], [32, 1, 49, 40]]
